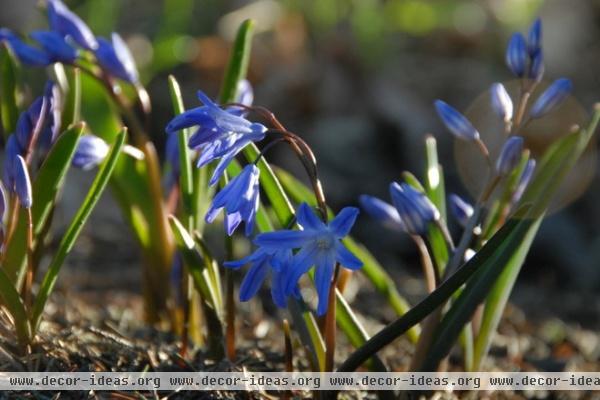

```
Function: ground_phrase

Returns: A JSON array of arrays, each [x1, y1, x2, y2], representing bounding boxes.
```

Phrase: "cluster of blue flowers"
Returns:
[[0, 0, 139, 84], [165, 84, 364, 315], [361, 18, 571, 248]]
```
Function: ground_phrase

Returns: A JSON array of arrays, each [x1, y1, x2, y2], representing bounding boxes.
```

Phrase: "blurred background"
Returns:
[[1, 0, 599, 327]]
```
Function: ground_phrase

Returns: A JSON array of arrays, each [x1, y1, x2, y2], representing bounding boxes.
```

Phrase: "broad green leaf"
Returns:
[[0, 43, 20, 138], [32, 130, 126, 331], [337, 213, 530, 372], [3, 123, 85, 286], [275, 166, 420, 343], [472, 107, 600, 370], [219, 19, 254, 104], [0, 267, 30, 346]]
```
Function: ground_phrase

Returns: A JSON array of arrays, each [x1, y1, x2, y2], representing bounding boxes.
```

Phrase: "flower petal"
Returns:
[[254, 229, 316, 249], [296, 202, 325, 231], [335, 242, 362, 270], [329, 206, 359, 238], [285, 243, 319, 294], [315, 251, 336, 316], [238, 260, 269, 302]]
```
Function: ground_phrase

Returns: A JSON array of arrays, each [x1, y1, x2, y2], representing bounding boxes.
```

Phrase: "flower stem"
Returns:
[[225, 257, 236, 361], [22, 209, 34, 310], [324, 264, 340, 372]]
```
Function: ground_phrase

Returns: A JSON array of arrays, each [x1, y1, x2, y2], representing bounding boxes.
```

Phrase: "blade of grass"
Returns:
[[31, 130, 126, 331], [0, 268, 30, 346], [168, 75, 194, 230], [0, 43, 20, 138]]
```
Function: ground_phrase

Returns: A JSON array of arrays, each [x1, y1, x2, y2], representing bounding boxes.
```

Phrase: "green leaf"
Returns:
[[0, 43, 20, 139], [424, 135, 446, 220], [337, 213, 531, 372], [32, 130, 126, 332], [3, 123, 85, 286], [62, 67, 82, 127], [471, 107, 600, 370], [167, 75, 194, 229], [0, 267, 30, 346], [169, 216, 221, 313], [219, 19, 254, 104]]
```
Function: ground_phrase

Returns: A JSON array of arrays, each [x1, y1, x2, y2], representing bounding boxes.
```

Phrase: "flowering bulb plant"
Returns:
[[0, 3, 598, 396]]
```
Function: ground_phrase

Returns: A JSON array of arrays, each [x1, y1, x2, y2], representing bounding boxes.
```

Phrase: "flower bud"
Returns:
[[434, 100, 480, 141], [389, 182, 439, 235], [95, 33, 139, 84], [359, 194, 405, 232], [512, 159, 536, 204], [506, 33, 527, 77], [490, 83, 513, 122], [448, 194, 474, 227], [496, 136, 524, 176], [72, 135, 109, 170], [47, 0, 98, 51], [528, 51, 544, 82], [529, 78, 572, 119], [4, 36, 51, 66], [13, 155, 32, 208], [0, 181, 6, 221], [3, 134, 23, 190], [527, 18, 542, 56]]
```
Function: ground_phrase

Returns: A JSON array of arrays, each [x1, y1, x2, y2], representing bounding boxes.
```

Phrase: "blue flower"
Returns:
[[3, 135, 23, 190], [13, 155, 32, 208], [359, 194, 405, 232], [529, 78, 572, 119], [527, 18, 542, 56], [490, 83, 513, 123], [95, 33, 139, 84], [224, 247, 296, 308], [506, 33, 527, 77], [389, 182, 440, 236], [47, 0, 98, 51], [72, 135, 109, 170], [448, 194, 473, 228], [254, 203, 362, 315], [434, 100, 480, 141], [165, 91, 267, 186], [3, 35, 51, 66], [496, 136, 524, 176], [206, 164, 260, 236], [30, 31, 78, 63]]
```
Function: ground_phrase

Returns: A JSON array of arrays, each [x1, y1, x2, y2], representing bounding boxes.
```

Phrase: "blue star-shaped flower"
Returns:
[[254, 203, 362, 315], [165, 91, 267, 186]]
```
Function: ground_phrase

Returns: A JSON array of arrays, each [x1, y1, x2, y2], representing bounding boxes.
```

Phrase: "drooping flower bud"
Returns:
[[13, 155, 32, 208], [529, 78, 572, 119], [95, 33, 139, 84], [496, 136, 524, 176], [434, 100, 480, 141], [3, 36, 51, 66], [72, 135, 110, 170], [389, 182, 440, 235], [490, 83, 513, 122], [47, 0, 98, 51], [359, 194, 405, 232], [506, 33, 527, 77], [0, 181, 6, 220], [448, 194, 474, 227]]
